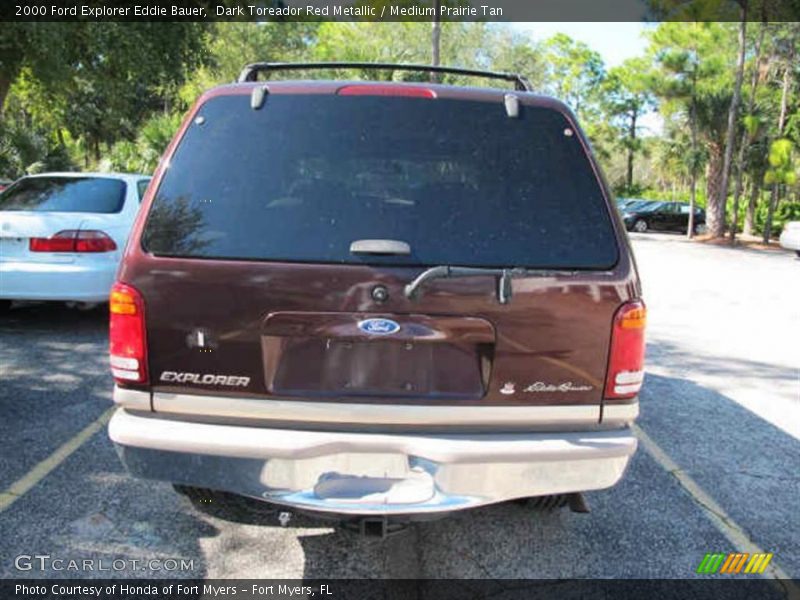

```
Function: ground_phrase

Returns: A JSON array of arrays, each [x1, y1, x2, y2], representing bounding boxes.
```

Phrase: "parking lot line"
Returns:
[[633, 424, 797, 589], [0, 406, 115, 514]]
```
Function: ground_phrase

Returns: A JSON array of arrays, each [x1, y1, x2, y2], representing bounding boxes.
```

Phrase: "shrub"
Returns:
[[0, 118, 74, 179], [103, 112, 183, 175]]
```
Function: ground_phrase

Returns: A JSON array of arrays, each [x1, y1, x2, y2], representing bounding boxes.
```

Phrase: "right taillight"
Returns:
[[109, 282, 148, 384], [604, 300, 646, 399]]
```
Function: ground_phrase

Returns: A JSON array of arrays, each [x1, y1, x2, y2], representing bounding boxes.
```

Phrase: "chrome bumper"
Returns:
[[109, 409, 637, 516]]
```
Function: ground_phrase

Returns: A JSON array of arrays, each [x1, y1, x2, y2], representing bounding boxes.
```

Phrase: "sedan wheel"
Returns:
[[634, 219, 648, 233], [694, 223, 707, 235]]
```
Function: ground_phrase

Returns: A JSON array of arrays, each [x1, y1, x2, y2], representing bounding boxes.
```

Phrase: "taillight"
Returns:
[[30, 230, 117, 253], [109, 282, 147, 384], [337, 84, 437, 98], [604, 300, 646, 399]]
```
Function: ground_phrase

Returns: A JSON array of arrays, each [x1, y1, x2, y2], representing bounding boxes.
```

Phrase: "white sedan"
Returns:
[[0, 172, 150, 308], [779, 221, 800, 257]]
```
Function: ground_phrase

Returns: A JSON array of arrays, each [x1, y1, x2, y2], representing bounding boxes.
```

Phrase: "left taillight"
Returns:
[[30, 230, 117, 253], [109, 282, 147, 384]]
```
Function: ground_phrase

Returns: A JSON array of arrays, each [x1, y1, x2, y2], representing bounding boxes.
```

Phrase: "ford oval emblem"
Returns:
[[358, 318, 400, 336]]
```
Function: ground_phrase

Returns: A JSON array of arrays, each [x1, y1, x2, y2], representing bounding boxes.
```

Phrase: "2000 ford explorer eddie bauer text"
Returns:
[[108, 63, 646, 527]]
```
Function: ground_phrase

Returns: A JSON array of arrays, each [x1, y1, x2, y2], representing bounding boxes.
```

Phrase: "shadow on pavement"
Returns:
[[0, 302, 111, 489], [647, 338, 798, 385], [638, 367, 799, 577]]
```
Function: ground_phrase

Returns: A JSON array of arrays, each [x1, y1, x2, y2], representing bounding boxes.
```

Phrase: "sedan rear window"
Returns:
[[143, 94, 618, 269], [0, 177, 126, 214]]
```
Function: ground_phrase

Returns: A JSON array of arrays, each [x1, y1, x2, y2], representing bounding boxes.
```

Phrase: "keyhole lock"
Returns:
[[371, 285, 389, 303]]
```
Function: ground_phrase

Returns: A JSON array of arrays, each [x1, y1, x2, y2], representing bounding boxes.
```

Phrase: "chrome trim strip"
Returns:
[[113, 386, 151, 411], [603, 402, 639, 424], [152, 391, 601, 426]]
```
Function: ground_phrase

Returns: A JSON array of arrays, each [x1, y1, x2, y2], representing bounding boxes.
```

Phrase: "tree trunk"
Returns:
[[0, 75, 11, 118], [430, 1, 441, 83], [626, 110, 637, 190], [688, 174, 697, 238], [731, 14, 764, 242], [715, 2, 748, 239], [743, 176, 760, 236], [705, 143, 725, 236], [763, 61, 791, 243], [764, 187, 779, 242], [687, 78, 699, 239]]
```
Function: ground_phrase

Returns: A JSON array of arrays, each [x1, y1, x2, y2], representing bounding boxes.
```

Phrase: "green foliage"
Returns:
[[0, 113, 73, 178], [764, 138, 797, 186], [729, 197, 800, 236], [2, 22, 208, 167], [104, 112, 183, 174], [541, 33, 605, 120], [765, 201, 800, 235], [1, 19, 798, 238]]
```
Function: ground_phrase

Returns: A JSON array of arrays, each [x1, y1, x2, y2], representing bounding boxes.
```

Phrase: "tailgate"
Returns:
[[139, 260, 626, 408]]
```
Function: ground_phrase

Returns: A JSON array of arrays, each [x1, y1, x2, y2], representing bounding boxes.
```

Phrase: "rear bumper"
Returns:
[[0, 259, 117, 302], [109, 408, 637, 516]]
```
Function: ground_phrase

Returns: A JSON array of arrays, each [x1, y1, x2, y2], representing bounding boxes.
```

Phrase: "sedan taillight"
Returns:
[[109, 282, 148, 384], [30, 230, 117, 253], [604, 300, 646, 399]]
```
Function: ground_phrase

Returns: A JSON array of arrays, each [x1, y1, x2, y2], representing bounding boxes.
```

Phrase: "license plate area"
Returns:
[[0, 238, 27, 260], [261, 312, 495, 400]]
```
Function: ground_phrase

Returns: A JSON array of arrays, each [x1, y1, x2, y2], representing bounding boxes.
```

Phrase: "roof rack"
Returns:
[[237, 62, 533, 92]]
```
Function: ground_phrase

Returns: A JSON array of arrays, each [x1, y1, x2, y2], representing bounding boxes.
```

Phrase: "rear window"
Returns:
[[0, 177, 126, 214], [143, 94, 618, 269]]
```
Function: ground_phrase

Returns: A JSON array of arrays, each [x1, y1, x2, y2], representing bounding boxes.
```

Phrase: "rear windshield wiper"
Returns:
[[405, 266, 525, 304]]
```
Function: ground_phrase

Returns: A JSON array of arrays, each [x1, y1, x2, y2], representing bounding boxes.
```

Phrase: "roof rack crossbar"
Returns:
[[237, 62, 532, 92]]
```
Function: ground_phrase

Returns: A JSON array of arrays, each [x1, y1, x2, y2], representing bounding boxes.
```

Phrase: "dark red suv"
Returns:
[[107, 63, 645, 525]]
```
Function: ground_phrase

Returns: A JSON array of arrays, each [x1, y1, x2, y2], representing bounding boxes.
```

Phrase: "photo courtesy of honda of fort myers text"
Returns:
[[1, 0, 799, 600]]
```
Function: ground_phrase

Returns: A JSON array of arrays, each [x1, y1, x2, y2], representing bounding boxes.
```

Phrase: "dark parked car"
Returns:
[[622, 201, 706, 234], [617, 198, 656, 213], [107, 63, 645, 529]]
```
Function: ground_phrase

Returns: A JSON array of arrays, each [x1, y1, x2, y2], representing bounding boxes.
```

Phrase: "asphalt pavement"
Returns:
[[0, 233, 797, 581]]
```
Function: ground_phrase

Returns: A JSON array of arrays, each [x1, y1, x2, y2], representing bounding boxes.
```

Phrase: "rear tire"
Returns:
[[693, 223, 707, 235], [633, 219, 648, 233]]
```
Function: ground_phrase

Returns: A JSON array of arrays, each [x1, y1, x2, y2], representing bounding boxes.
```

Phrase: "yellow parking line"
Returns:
[[0, 407, 115, 514], [633, 424, 797, 591]]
